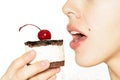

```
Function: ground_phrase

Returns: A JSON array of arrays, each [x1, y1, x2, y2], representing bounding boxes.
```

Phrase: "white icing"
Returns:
[[25, 45, 65, 63]]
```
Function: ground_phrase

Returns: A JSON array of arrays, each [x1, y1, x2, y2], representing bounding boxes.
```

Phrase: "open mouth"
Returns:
[[71, 31, 87, 41], [71, 31, 86, 36], [70, 31, 87, 49]]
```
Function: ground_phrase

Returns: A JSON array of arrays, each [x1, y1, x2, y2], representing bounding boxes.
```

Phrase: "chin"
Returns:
[[75, 55, 100, 67]]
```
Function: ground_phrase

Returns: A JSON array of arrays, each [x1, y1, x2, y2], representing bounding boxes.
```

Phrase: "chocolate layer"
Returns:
[[49, 61, 64, 68], [27, 61, 64, 68], [25, 40, 63, 47]]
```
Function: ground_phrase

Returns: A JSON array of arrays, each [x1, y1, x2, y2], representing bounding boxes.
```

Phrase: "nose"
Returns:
[[62, 0, 81, 18]]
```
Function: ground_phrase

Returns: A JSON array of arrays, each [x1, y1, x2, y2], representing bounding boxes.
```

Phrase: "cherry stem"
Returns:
[[19, 24, 41, 31]]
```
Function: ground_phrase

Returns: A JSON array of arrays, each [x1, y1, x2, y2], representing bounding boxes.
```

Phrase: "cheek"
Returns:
[[75, 28, 120, 67], [86, 3, 120, 48], [88, 7, 120, 49], [75, 4, 120, 67], [85, 1, 120, 31]]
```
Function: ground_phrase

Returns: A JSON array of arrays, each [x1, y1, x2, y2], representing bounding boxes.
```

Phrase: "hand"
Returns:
[[0, 50, 60, 80]]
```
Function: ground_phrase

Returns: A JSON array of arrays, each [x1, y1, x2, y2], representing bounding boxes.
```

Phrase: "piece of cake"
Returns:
[[19, 24, 65, 68], [25, 40, 65, 68]]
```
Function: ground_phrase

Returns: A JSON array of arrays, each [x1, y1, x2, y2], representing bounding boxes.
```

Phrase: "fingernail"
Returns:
[[29, 50, 36, 54], [28, 50, 37, 57], [50, 75, 56, 80], [56, 68, 61, 73], [41, 60, 49, 66], [27, 50, 34, 55]]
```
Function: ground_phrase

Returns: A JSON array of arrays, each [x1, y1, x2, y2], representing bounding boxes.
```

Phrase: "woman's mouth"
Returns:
[[69, 31, 87, 50]]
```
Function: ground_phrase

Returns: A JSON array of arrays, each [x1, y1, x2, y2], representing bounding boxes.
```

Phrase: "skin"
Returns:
[[62, 0, 120, 80], [1, 0, 120, 80], [0, 50, 60, 80]]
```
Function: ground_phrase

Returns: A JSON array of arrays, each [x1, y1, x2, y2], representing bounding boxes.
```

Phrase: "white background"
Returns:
[[0, 0, 110, 80]]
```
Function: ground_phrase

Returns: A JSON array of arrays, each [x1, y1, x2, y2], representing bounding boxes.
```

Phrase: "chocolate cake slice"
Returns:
[[25, 40, 65, 68]]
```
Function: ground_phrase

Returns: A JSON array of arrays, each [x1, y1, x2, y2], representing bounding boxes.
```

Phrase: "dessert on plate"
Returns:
[[19, 24, 65, 68]]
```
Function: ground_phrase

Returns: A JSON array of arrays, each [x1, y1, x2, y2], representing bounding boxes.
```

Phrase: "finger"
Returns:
[[17, 60, 50, 80], [48, 75, 57, 80], [8, 50, 36, 71], [29, 68, 60, 80], [1, 50, 36, 79]]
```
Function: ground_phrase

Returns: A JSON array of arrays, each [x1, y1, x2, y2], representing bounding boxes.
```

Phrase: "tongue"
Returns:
[[72, 35, 86, 43]]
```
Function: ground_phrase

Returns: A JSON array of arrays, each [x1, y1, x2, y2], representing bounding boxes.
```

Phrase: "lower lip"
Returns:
[[70, 36, 87, 50]]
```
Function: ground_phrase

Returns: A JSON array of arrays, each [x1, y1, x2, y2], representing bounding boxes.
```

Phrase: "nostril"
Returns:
[[63, 8, 80, 18], [62, 6, 81, 19]]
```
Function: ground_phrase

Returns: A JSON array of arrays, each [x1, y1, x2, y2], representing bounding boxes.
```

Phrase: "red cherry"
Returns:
[[19, 24, 51, 40], [38, 29, 51, 40]]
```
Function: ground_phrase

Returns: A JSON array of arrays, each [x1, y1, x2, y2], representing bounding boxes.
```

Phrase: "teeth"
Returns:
[[70, 31, 86, 37], [70, 31, 80, 35]]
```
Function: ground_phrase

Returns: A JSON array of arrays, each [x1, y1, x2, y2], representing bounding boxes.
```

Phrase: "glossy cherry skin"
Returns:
[[38, 29, 51, 40]]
